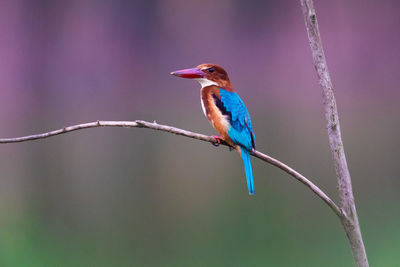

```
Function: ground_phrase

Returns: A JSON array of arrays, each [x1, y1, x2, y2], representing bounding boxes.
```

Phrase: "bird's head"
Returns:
[[171, 63, 232, 90]]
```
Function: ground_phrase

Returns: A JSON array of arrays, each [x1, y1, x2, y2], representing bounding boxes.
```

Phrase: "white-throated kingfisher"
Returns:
[[171, 64, 256, 195]]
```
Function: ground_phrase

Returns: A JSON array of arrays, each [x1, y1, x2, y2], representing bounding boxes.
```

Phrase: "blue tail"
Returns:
[[240, 147, 254, 195]]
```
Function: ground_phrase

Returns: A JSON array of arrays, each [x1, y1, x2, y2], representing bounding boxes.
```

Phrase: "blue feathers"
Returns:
[[219, 90, 253, 129], [219, 89, 255, 150], [240, 147, 254, 195], [219, 89, 256, 195]]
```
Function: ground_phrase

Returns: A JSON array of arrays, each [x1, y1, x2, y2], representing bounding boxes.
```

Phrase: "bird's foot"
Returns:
[[211, 135, 223, 147]]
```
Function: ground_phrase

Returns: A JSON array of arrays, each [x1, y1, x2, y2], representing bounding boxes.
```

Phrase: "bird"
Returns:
[[171, 63, 256, 195]]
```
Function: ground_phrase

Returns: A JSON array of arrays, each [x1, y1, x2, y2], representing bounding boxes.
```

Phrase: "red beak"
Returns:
[[170, 68, 205, 79]]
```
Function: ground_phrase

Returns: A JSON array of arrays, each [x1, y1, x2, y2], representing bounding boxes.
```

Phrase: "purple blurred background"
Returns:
[[0, 0, 399, 266]]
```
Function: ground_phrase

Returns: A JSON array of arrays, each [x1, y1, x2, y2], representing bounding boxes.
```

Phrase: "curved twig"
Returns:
[[300, 0, 368, 266], [0, 119, 341, 217]]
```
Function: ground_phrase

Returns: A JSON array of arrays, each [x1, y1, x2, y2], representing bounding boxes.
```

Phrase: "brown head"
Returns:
[[171, 63, 233, 90]]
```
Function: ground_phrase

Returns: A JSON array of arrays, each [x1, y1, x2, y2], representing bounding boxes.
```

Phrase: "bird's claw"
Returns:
[[211, 135, 223, 147]]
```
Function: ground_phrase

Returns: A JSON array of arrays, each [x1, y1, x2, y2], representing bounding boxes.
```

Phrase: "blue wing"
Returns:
[[218, 89, 255, 151], [216, 89, 256, 194]]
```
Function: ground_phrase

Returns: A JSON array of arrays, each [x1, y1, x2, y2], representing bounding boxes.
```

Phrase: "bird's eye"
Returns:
[[208, 68, 215, 73]]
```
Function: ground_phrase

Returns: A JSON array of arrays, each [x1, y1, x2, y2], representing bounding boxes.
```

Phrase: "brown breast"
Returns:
[[201, 85, 235, 147]]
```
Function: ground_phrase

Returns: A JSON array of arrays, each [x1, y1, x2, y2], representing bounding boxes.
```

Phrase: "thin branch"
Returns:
[[300, 0, 368, 266], [0, 119, 341, 217]]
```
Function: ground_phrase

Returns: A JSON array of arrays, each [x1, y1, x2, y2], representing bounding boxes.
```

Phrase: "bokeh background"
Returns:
[[0, 0, 399, 266]]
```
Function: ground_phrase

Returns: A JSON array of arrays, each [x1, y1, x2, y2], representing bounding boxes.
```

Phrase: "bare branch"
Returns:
[[0, 119, 341, 217], [300, 0, 368, 266]]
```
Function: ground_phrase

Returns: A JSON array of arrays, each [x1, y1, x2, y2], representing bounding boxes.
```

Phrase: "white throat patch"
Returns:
[[195, 78, 218, 88]]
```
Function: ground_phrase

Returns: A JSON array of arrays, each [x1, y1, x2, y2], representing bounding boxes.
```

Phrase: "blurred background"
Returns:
[[0, 0, 399, 266]]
